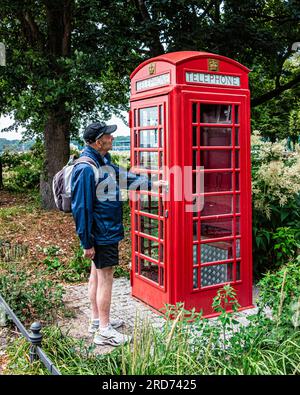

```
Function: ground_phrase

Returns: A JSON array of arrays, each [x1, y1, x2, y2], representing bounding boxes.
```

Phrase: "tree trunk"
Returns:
[[40, 109, 70, 209]]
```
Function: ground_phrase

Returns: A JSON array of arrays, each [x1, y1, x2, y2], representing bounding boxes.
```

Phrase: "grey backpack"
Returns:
[[52, 156, 99, 213]]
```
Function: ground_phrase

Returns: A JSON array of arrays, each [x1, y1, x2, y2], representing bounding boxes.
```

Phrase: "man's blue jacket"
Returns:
[[71, 146, 150, 249]]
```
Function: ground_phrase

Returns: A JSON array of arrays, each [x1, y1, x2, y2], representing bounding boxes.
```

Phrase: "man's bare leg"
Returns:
[[96, 266, 114, 328], [88, 262, 99, 320]]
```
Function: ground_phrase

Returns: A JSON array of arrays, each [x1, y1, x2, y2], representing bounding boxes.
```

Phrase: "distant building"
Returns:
[[112, 136, 130, 151]]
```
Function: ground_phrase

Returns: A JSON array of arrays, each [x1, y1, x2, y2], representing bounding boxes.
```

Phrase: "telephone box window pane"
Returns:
[[159, 221, 164, 241], [134, 130, 138, 148], [193, 126, 197, 146], [159, 244, 164, 263], [200, 150, 232, 169], [193, 221, 198, 240], [236, 194, 240, 213], [159, 267, 164, 286], [201, 218, 233, 239], [235, 106, 239, 124], [200, 104, 232, 124], [141, 237, 159, 261], [159, 105, 163, 125], [193, 268, 198, 289], [236, 217, 240, 235], [135, 256, 139, 273], [139, 152, 159, 169], [140, 195, 159, 215], [140, 259, 159, 283], [200, 127, 232, 146], [201, 263, 233, 287], [236, 261, 241, 280], [135, 235, 139, 253], [193, 151, 198, 168], [236, 172, 240, 191], [202, 195, 233, 216], [235, 128, 239, 146], [201, 241, 233, 263], [236, 239, 241, 258], [193, 244, 198, 264], [139, 107, 158, 127], [140, 129, 159, 148], [159, 151, 164, 167], [204, 172, 232, 192], [192, 103, 197, 123], [140, 216, 159, 238], [134, 110, 137, 127], [235, 150, 240, 168], [160, 129, 164, 148]]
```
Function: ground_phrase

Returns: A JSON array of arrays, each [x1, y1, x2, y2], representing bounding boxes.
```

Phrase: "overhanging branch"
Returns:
[[251, 73, 300, 107]]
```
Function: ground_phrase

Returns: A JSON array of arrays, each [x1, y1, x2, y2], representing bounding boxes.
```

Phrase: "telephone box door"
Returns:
[[130, 96, 169, 310], [182, 92, 252, 315]]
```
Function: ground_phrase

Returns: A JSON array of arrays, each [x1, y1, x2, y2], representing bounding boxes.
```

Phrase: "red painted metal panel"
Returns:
[[130, 51, 253, 317]]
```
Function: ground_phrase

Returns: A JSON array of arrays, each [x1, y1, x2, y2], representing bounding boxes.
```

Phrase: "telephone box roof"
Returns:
[[130, 51, 250, 79]]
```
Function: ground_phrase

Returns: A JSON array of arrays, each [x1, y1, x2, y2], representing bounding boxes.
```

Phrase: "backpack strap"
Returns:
[[74, 156, 99, 183]]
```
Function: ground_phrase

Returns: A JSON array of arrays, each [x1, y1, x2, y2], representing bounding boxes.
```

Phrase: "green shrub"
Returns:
[[0, 264, 65, 324], [4, 283, 300, 375], [1, 149, 43, 192], [258, 257, 300, 329], [251, 133, 300, 277]]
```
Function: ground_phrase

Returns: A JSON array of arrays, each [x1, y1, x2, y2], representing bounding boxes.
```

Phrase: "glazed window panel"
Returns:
[[139, 216, 159, 238], [140, 259, 159, 283], [201, 217, 234, 239], [204, 172, 232, 192], [200, 127, 232, 146], [201, 263, 233, 287], [200, 104, 232, 124], [201, 195, 233, 216], [140, 129, 159, 148], [140, 194, 159, 216], [139, 107, 158, 127], [200, 150, 232, 169], [201, 241, 233, 263], [139, 151, 159, 170], [235, 106, 239, 124], [141, 237, 159, 261]]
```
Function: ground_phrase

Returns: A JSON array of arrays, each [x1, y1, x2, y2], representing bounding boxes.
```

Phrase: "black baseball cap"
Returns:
[[83, 121, 117, 143]]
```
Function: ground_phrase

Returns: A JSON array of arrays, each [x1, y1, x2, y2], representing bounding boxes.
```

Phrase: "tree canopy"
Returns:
[[0, 0, 299, 206]]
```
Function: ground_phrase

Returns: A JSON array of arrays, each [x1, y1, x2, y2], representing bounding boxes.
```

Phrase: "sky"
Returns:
[[0, 113, 130, 140]]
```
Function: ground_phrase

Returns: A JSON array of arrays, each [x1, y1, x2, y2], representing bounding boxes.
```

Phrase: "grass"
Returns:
[[3, 307, 300, 375]]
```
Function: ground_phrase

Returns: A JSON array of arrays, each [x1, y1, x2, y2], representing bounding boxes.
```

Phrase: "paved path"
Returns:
[[58, 278, 262, 354]]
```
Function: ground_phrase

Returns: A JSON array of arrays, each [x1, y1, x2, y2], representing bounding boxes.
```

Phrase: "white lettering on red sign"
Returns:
[[136, 73, 170, 91], [186, 72, 240, 87]]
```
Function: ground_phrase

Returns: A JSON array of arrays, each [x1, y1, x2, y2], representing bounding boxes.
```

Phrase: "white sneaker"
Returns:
[[88, 318, 124, 334], [94, 324, 132, 346]]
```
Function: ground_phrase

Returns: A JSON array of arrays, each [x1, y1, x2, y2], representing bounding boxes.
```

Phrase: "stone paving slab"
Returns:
[[57, 278, 262, 355]]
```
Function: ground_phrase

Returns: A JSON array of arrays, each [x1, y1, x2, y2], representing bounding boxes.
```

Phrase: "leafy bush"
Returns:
[[251, 133, 300, 277], [41, 245, 91, 283], [4, 284, 300, 375], [258, 258, 300, 329], [1, 142, 43, 192], [0, 264, 65, 324]]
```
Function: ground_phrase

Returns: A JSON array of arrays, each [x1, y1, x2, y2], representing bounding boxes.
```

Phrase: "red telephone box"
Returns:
[[129, 51, 253, 317]]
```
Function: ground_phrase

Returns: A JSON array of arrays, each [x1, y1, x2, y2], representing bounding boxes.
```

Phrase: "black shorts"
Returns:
[[92, 243, 119, 269]]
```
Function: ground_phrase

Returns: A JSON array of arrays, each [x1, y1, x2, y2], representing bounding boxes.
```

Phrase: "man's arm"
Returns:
[[71, 164, 96, 257]]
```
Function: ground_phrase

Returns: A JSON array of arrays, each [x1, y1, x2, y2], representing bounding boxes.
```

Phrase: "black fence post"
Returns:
[[29, 322, 43, 363]]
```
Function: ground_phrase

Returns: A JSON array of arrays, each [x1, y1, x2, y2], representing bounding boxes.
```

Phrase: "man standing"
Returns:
[[71, 121, 151, 346]]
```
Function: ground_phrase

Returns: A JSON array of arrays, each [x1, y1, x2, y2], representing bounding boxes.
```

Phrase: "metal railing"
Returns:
[[0, 293, 61, 375]]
